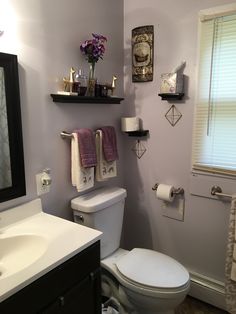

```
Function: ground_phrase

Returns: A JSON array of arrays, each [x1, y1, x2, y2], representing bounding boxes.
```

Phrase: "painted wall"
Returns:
[[0, 0, 124, 219], [0, 0, 235, 296], [123, 0, 235, 285]]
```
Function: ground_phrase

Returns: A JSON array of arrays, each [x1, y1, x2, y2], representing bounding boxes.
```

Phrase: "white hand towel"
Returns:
[[95, 130, 117, 181], [71, 133, 94, 191]]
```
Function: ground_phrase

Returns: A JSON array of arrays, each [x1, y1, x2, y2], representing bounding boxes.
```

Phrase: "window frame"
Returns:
[[191, 3, 236, 179]]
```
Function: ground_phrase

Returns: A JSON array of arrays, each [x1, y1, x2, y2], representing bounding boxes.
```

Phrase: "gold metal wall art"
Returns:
[[132, 25, 154, 82]]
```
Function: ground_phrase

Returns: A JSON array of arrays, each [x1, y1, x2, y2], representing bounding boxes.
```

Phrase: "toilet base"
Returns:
[[124, 286, 182, 314], [102, 269, 184, 314]]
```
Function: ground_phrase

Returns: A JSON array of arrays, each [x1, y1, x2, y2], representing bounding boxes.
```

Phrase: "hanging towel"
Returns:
[[71, 133, 94, 192], [95, 130, 117, 181], [225, 194, 236, 314], [76, 128, 97, 168], [99, 126, 119, 162]]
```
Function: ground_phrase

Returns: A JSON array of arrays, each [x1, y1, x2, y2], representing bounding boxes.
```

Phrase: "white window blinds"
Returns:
[[192, 13, 236, 176]]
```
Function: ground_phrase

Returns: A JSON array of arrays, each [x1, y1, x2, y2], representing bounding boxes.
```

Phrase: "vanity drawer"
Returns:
[[0, 241, 101, 314]]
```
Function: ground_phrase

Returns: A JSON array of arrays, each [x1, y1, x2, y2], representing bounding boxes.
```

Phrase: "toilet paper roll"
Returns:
[[156, 184, 175, 202], [121, 117, 140, 132]]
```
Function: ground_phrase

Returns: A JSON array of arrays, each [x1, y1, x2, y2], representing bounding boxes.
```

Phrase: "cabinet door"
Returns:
[[0, 242, 101, 314], [41, 268, 101, 314]]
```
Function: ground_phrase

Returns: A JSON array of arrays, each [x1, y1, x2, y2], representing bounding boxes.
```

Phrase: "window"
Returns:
[[192, 4, 236, 176]]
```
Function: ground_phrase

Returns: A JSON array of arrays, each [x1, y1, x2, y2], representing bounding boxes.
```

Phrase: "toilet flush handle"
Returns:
[[75, 215, 84, 223]]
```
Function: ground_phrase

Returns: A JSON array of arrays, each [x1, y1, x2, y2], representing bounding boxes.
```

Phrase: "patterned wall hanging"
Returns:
[[132, 25, 154, 82], [165, 105, 182, 127]]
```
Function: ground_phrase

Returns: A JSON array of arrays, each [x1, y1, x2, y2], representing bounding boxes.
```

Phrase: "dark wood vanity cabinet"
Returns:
[[0, 241, 101, 314]]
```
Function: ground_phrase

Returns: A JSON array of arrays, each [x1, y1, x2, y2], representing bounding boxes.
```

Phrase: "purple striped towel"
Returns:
[[76, 128, 97, 168], [99, 126, 119, 162]]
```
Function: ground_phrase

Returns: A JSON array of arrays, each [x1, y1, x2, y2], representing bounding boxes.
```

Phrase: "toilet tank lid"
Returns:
[[71, 186, 127, 213]]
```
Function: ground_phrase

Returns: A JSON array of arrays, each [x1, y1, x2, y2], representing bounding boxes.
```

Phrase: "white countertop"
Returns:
[[0, 199, 102, 302]]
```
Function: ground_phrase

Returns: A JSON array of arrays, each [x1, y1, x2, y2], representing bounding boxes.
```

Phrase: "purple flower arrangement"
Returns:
[[80, 33, 107, 64]]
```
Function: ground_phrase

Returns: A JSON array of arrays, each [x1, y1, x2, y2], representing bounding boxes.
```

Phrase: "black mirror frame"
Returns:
[[0, 52, 26, 202]]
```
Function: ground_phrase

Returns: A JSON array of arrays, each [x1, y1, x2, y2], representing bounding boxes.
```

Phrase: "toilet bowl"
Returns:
[[71, 186, 190, 314], [101, 248, 190, 314]]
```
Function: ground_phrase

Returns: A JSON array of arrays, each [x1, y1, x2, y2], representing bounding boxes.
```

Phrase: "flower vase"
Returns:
[[86, 62, 96, 97]]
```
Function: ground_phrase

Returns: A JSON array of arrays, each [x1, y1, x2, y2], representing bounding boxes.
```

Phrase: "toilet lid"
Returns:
[[116, 248, 189, 289]]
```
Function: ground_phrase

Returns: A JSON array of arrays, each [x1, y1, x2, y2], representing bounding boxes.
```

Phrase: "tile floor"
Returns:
[[175, 296, 228, 314]]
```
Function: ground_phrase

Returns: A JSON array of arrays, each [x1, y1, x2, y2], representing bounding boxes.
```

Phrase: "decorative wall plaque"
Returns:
[[132, 25, 154, 82]]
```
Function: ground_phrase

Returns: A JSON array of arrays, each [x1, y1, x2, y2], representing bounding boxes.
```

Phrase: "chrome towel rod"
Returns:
[[211, 185, 232, 198], [60, 130, 99, 139], [60, 131, 73, 139]]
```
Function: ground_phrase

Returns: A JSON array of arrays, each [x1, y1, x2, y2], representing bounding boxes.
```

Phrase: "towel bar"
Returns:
[[60, 131, 73, 139], [60, 130, 99, 139], [211, 186, 232, 198]]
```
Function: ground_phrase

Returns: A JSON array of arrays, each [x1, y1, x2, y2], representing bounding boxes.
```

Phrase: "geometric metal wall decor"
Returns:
[[165, 104, 182, 127], [131, 140, 147, 159]]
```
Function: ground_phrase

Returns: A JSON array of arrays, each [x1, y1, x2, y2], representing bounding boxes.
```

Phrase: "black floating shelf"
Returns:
[[125, 130, 149, 137], [50, 94, 124, 104], [158, 93, 184, 100]]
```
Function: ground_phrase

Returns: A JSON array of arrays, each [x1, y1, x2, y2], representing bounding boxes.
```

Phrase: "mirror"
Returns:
[[0, 52, 25, 202]]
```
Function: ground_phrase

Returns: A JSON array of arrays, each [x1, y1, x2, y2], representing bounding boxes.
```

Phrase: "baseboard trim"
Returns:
[[189, 271, 226, 310]]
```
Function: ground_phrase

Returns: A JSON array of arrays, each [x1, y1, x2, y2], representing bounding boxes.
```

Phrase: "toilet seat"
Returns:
[[101, 248, 190, 299], [116, 248, 189, 289]]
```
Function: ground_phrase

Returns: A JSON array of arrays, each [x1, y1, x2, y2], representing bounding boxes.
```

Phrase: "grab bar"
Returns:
[[211, 186, 232, 199]]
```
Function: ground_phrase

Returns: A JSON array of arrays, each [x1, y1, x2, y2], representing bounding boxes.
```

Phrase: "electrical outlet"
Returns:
[[36, 173, 50, 196]]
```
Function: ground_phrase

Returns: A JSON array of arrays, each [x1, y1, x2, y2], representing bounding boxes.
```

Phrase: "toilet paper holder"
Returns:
[[152, 183, 184, 195]]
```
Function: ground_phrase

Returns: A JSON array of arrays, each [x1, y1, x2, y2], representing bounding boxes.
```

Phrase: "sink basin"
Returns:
[[0, 198, 102, 303], [0, 234, 47, 279]]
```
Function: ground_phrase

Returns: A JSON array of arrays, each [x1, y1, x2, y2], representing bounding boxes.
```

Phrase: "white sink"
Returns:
[[0, 234, 47, 279], [0, 198, 102, 302]]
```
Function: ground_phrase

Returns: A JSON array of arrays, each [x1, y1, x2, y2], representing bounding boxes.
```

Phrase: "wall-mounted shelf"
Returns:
[[50, 94, 124, 104], [125, 130, 149, 137], [158, 93, 184, 100]]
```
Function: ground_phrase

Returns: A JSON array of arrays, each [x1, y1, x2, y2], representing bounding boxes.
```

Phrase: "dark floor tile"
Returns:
[[175, 296, 228, 314]]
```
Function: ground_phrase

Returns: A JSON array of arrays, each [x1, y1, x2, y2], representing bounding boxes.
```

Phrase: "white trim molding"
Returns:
[[189, 271, 226, 310], [199, 3, 236, 21]]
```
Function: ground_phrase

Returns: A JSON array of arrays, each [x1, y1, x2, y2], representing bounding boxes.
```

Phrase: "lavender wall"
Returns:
[[1, 0, 235, 306], [123, 0, 235, 288], [0, 0, 124, 218]]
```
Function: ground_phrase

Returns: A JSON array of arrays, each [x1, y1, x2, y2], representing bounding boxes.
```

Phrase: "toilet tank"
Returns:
[[71, 186, 127, 259]]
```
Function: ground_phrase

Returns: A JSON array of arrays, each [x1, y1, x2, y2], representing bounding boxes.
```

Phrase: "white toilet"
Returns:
[[71, 186, 190, 314]]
